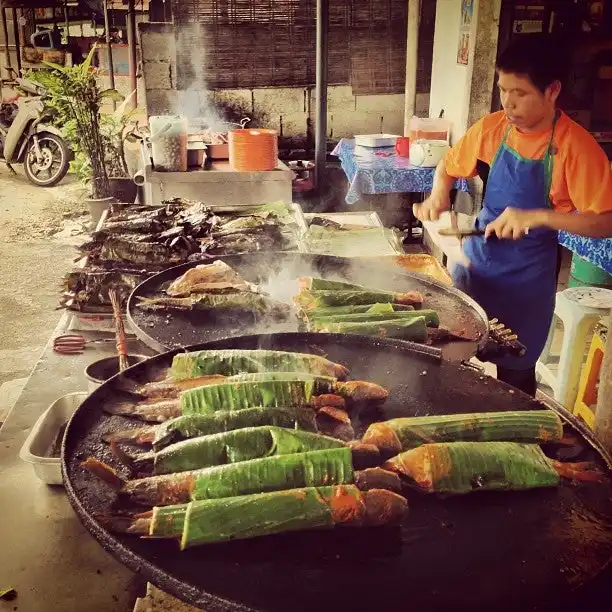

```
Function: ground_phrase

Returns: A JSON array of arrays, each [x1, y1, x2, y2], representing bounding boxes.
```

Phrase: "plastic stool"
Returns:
[[536, 287, 612, 410], [573, 326, 607, 429]]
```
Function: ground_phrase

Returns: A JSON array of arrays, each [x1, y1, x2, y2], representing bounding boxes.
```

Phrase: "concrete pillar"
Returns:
[[404, 0, 421, 135]]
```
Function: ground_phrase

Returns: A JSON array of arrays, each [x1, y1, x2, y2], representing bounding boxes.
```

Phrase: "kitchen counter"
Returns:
[[0, 313, 155, 612]]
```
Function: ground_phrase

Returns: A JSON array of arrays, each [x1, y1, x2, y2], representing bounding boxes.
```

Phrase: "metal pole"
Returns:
[[403, 0, 420, 135], [1, 4, 12, 79], [102, 0, 115, 91], [12, 7, 21, 75], [127, 0, 138, 107], [314, 0, 329, 192]]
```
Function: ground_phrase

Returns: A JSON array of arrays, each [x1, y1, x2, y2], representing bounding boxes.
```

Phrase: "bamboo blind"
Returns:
[[171, 0, 434, 94]]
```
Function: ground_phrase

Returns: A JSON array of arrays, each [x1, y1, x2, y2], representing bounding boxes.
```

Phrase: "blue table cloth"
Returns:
[[559, 231, 612, 275], [332, 138, 470, 205]]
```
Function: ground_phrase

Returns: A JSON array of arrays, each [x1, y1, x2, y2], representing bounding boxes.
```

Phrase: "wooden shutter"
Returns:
[[172, 0, 434, 94]]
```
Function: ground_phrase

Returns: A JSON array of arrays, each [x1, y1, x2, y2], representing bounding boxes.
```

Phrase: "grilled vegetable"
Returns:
[[384, 441, 603, 495], [313, 317, 428, 343], [115, 426, 348, 475], [170, 349, 349, 381], [83, 447, 400, 506], [103, 406, 318, 451], [136, 292, 291, 317], [296, 289, 423, 311], [309, 309, 440, 327], [362, 410, 564, 455], [96, 485, 409, 549]]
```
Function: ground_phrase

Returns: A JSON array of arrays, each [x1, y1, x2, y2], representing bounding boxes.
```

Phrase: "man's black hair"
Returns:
[[496, 35, 571, 94]]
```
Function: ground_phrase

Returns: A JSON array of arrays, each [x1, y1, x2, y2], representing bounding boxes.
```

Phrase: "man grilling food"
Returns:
[[414, 35, 612, 397]]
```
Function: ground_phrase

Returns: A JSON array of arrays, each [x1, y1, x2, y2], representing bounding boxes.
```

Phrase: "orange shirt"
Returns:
[[444, 110, 612, 215]]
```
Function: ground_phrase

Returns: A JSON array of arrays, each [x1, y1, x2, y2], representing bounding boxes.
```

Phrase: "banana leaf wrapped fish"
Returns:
[[136, 292, 291, 317], [97, 485, 409, 549], [103, 406, 318, 451], [179, 375, 388, 415], [166, 261, 251, 297], [83, 447, 401, 506], [362, 410, 564, 455], [298, 277, 423, 301], [117, 426, 348, 475], [131, 371, 353, 401], [384, 441, 603, 495], [296, 289, 423, 311], [309, 309, 440, 327], [313, 316, 428, 343], [307, 303, 415, 317], [170, 348, 349, 380]]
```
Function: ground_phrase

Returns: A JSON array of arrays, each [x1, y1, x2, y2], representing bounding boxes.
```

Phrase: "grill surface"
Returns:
[[127, 253, 489, 361], [63, 333, 612, 612]]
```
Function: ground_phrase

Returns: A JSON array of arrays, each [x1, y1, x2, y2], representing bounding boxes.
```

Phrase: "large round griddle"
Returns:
[[126, 253, 489, 362], [63, 333, 612, 612]]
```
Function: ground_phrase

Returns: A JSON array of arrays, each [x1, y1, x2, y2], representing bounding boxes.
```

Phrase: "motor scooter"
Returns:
[[0, 74, 70, 187]]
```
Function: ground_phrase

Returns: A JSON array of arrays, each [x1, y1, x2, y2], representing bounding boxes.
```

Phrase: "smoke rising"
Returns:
[[174, 22, 231, 132]]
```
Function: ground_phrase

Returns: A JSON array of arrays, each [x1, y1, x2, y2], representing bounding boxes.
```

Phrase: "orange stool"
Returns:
[[573, 324, 607, 429]]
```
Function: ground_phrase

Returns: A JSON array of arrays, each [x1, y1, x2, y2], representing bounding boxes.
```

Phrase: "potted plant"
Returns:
[[33, 45, 139, 221]]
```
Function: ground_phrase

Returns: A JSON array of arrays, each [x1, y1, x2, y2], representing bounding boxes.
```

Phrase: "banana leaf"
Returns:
[[313, 316, 428, 342], [307, 303, 414, 317], [137, 292, 290, 316], [152, 426, 345, 474], [363, 410, 563, 454], [385, 441, 560, 494], [310, 309, 440, 327], [153, 406, 318, 451], [171, 349, 348, 381], [301, 278, 374, 291], [151, 503, 188, 537], [181, 485, 362, 548], [190, 447, 354, 501], [297, 290, 411, 309], [180, 379, 316, 414]]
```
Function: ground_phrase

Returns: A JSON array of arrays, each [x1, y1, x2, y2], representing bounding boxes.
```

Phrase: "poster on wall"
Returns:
[[457, 0, 474, 65]]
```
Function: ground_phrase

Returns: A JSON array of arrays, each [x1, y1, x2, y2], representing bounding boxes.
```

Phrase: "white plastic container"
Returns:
[[19, 392, 88, 485], [409, 139, 450, 167], [354, 134, 400, 148], [150, 115, 188, 172]]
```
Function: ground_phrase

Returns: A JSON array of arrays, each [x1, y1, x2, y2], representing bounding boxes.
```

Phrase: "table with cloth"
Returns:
[[332, 138, 470, 205], [558, 232, 612, 275]]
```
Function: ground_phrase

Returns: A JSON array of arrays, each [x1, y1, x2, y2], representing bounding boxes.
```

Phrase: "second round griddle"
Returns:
[[127, 252, 489, 361]]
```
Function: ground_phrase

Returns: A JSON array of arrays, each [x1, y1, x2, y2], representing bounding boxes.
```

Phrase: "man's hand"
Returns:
[[484, 207, 548, 240], [413, 191, 451, 222]]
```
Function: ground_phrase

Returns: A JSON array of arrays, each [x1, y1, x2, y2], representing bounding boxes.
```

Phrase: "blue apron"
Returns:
[[452, 119, 558, 370]]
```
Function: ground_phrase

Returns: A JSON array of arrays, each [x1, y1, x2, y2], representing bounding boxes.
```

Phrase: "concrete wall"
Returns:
[[428, 0, 501, 214], [428, 0, 480, 144], [429, 0, 501, 142], [139, 23, 430, 149]]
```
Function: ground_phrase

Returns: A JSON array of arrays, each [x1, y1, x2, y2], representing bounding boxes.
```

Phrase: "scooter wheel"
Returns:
[[23, 132, 70, 187]]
